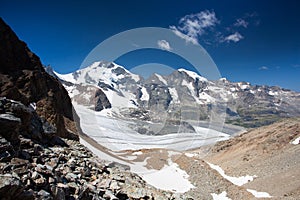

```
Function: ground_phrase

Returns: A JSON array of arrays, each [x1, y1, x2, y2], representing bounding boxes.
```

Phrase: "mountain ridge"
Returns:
[[53, 61, 300, 129], [0, 17, 78, 140]]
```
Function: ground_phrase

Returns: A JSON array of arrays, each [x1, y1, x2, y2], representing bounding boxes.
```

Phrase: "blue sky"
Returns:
[[1, 0, 300, 91]]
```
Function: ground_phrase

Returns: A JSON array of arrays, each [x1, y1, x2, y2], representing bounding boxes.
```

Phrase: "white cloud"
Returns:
[[170, 10, 219, 44], [259, 66, 269, 70], [234, 19, 248, 28], [224, 32, 244, 43], [169, 26, 199, 45], [157, 40, 172, 51]]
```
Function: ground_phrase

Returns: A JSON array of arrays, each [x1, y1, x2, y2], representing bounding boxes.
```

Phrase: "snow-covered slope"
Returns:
[[55, 61, 140, 85], [54, 60, 300, 128]]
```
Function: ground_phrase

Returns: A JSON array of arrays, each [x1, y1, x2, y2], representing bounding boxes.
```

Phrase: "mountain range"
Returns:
[[50, 61, 300, 130]]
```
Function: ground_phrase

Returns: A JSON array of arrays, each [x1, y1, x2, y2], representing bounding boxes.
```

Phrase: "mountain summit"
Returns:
[[56, 61, 300, 128]]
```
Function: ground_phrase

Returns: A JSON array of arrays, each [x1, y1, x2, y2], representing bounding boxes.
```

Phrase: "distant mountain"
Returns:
[[54, 61, 300, 129]]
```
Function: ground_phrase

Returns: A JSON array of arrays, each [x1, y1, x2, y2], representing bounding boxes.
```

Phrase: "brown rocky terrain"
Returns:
[[0, 18, 78, 140], [203, 118, 300, 199]]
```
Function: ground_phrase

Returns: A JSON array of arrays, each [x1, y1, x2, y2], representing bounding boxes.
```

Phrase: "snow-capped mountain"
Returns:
[[52, 61, 300, 128]]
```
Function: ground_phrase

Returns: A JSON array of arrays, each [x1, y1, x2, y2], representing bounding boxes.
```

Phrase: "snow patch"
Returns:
[[140, 87, 149, 101], [211, 191, 232, 200], [185, 153, 198, 158], [290, 136, 300, 145], [199, 92, 216, 103], [247, 189, 272, 198], [238, 82, 249, 90], [178, 68, 207, 82], [132, 151, 143, 155], [230, 87, 236, 92], [168, 87, 180, 104], [55, 71, 76, 83], [268, 91, 278, 96], [103, 89, 137, 110], [182, 80, 202, 104], [155, 73, 167, 85], [81, 137, 194, 193], [29, 102, 36, 111], [140, 157, 195, 193], [207, 162, 256, 186]]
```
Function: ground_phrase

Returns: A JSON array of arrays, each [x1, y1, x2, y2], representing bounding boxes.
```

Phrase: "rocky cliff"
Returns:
[[0, 18, 178, 200], [0, 98, 174, 199], [0, 18, 78, 140]]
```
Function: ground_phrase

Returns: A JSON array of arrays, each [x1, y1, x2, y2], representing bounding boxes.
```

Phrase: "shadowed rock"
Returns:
[[0, 18, 78, 140]]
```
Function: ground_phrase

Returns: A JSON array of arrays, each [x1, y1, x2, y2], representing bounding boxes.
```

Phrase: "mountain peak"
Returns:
[[177, 68, 208, 82]]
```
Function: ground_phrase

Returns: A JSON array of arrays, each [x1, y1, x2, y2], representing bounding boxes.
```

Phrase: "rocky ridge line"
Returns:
[[0, 17, 78, 140]]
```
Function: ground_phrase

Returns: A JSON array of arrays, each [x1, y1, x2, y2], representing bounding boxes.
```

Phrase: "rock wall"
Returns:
[[0, 18, 78, 140]]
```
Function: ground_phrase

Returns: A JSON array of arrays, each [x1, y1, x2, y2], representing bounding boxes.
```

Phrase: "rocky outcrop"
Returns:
[[147, 84, 172, 110], [0, 18, 78, 140], [0, 98, 174, 199], [94, 89, 111, 111]]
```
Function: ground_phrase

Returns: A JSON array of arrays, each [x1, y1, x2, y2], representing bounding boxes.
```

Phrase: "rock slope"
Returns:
[[204, 118, 300, 199], [0, 18, 78, 140], [0, 98, 174, 199]]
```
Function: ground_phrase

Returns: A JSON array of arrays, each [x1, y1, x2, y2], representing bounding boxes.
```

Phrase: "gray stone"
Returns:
[[109, 180, 120, 191], [66, 172, 78, 181], [67, 182, 79, 194], [51, 185, 66, 200], [34, 176, 46, 187], [0, 174, 25, 198], [98, 179, 111, 189], [49, 177, 55, 184], [103, 190, 118, 200], [38, 189, 51, 200]]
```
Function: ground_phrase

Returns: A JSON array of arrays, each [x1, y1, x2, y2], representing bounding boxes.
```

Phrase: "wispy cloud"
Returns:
[[234, 19, 248, 28], [157, 40, 172, 51], [170, 11, 259, 45], [259, 66, 269, 70], [169, 26, 199, 45], [223, 32, 244, 43], [170, 10, 219, 44]]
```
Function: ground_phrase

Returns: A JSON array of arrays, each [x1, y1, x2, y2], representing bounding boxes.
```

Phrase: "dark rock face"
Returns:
[[0, 98, 67, 148], [98, 81, 115, 91], [94, 89, 111, 111], [147, 84, 172, 110], [0, 18, 78, 140], [112, 67, 127, 76], [0, 99, 173, 200]]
